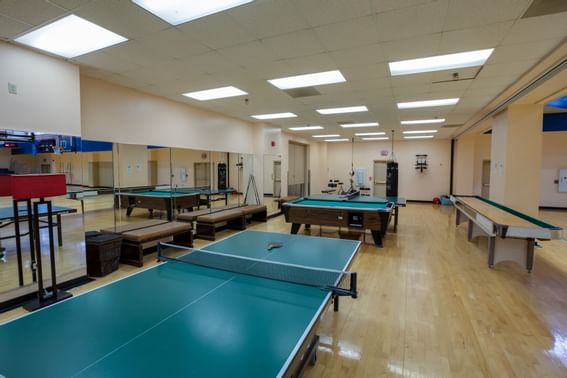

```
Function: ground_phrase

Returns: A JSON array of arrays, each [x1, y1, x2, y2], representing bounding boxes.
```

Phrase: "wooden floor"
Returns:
[[1, 203, 567, 376]]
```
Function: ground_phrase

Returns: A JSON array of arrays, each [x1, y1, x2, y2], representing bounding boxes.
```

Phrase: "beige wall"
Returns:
[[326, 139, 452, 201], [541, 132, 567, 208], [490, 105, 543, 216], [80, 77, 257, 154], [0, 42, 80, 135], [453, 137, 474, 195]]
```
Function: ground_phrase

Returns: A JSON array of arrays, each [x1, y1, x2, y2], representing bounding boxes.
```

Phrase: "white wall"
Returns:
[[325, 139, 452, 201], [0, 42, 80, 135], [80, 76, 257, 154], [541, 131, 567, 208]]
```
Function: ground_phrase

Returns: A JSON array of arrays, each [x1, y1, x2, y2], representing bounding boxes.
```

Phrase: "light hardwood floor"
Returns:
[[1, 203, 566, 377]]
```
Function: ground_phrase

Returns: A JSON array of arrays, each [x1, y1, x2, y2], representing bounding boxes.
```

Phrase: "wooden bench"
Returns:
[[175, 205, 239, 223], [101, 220, 193, 267], [195, 208, 246, 240], [241, 204, 268, 222]]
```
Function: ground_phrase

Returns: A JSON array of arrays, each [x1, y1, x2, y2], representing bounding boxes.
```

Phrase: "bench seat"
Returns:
[[195, 209, 246, 240], [102, 221, 193, 267], [175, 205, 239, 223], [241, 204, 268, 222]]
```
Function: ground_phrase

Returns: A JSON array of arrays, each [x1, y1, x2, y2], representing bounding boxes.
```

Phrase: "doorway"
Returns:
[[288, 142, 307, 196], [373, 160, 387, 196], [481, 159, 491, 198], [194, 162, 211, 187], [273, 161, 281, 197]]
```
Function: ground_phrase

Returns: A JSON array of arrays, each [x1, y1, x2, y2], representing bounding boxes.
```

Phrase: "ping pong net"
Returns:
[[157, 242, 357, 300]]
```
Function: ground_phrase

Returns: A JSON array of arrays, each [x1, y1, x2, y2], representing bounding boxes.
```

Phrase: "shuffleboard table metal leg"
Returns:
[[526, 238, 535, 273], [488, 237, 495, 268]]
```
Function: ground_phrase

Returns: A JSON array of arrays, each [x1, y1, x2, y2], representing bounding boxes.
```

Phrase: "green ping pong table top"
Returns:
[[0, 230, 360, 378]]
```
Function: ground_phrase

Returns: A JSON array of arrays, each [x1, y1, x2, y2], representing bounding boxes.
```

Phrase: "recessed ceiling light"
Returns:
[[183, 86, 247, 101], [313, 134, 340, 138], [397, 98, 459, 109], [251, 112, 297, 120], [355, 132, 386, 136], [325, 138, 350, 142], [404, 135, 435, 139], [132, 0, 254, 25], [317, 106, 368, 115], [340, 122, 379, 128], [288, 126, 324, 131], [401, 119, 445, 125], [268, 70, 346, 90], [388, 49, 494, 76], [14, 15, 127, 58], [362, 137, 389, 141], [403, 130, 438, 134]]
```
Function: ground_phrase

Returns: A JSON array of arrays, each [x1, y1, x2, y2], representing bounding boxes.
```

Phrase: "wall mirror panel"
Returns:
[[0, 131, 88, 307], [262, 154, 282, 215]]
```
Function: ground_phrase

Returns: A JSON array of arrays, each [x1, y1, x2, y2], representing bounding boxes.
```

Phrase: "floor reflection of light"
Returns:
[[337, 340, 361, 360], [387, 362, 403, 376], [547, 332, 567, 361]]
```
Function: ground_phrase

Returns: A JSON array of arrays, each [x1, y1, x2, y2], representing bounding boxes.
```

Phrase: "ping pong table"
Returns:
[[0, 204, 77, 247], [0, 230, 360, 377]]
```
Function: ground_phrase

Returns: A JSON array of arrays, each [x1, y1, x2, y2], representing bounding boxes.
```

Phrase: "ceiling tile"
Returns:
[[141, 28, 211, 59], [283, 53, 338, 73], [381, 33, 441, 61], [291, 0, 374, 27], [444, 0, 531, 30], [75, 0, 167, 39], [502, 12, 567, 44], [48, 0, 92, 11], [230, 0, 309, 39], [74, 50, 142, 74], [0, 14, 30, 39], [330, 43, 385, 67], [371, 0, 439, 13], [176, 14, 256, 49], [218, 40, 281, 70], [375, 0, 448, 42], [314, 16, 379, 51], [341, 63, 390, 81], [489, 38, 563, 64], [262, 29, 326, 60], [439, 22, 513, 52], [0, 0, 66, 26]]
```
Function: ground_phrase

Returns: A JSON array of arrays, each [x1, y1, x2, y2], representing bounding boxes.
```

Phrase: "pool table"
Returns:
[[282, 196, 394, 247], [115, 191, 200, 221]]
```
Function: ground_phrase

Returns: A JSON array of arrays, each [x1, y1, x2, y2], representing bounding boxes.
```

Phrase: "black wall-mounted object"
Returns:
[[218, 163, 227, 189], [386, 161, 398, 197]]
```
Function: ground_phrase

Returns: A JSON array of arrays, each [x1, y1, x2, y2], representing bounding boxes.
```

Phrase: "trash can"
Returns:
[[85, 232, 122, 277]]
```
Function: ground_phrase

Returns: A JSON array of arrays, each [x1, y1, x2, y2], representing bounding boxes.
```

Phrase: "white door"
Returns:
[[481, 160, 490, 198], [373, 160, 387, 196], [273, 161, 281, 197]]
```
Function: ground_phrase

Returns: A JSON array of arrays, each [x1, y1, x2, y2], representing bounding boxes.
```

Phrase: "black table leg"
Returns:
[[56, 214, 63, 247], [371, 230, 383, 248], [290, 223, 301, 234]]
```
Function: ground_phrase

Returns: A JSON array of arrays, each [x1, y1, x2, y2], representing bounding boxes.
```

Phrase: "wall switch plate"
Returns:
[[8, 83, 17, 95]]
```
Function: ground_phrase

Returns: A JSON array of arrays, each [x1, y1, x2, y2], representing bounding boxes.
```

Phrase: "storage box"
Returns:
[[86, 233, 122, 277]]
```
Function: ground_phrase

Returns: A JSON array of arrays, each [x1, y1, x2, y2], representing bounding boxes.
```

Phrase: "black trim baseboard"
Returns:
[[539, 206, 567, 211]]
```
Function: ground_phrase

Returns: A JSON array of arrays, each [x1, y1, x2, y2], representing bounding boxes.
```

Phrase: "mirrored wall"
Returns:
[[0, 130, 261, 309]]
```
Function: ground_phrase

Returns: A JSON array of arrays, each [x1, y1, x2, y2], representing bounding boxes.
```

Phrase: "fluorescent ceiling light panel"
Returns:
[[251, 112, 297, 120], [132, 0, 253, 25], [313, 134, 340, 138], [403, 130, 438, 134], [268, 70, 346, 90], [362, 137, 389, 141], [397, 98, 459, 109], [288, 126, 323, 131], [14, 15, 127, 58], [183, 86, 247, 101], [404, 135, 435, 139], [401, 118, 445, 125], [317, 106, 368, 115], [355, 132, 386, 136], [325, 139, 349, 142], [388, 48, 494, 76], [340, 122, 379, 128]]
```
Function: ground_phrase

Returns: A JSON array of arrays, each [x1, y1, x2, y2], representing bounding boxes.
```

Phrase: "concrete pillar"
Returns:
[[489, 104, 543, 216]]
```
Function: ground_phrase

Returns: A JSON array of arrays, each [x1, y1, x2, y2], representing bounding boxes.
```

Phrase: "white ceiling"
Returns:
[[1, 0, 567, 141]]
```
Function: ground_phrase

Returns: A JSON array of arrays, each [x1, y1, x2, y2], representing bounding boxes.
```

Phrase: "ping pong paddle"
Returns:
[[267, 242, 283, 251]]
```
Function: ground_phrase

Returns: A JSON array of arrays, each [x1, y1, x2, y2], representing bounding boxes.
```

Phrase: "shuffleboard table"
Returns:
[[454, 195, 563, 272]]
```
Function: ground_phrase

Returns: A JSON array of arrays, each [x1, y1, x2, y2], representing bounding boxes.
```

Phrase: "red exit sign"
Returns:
[[3, 143, 17, 148]]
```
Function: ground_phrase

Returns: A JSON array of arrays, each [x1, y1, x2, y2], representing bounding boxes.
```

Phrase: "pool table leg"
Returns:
[[370, 230, 383, 248], [393, 206, 399, 233], [291, 223, 301, 234]]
